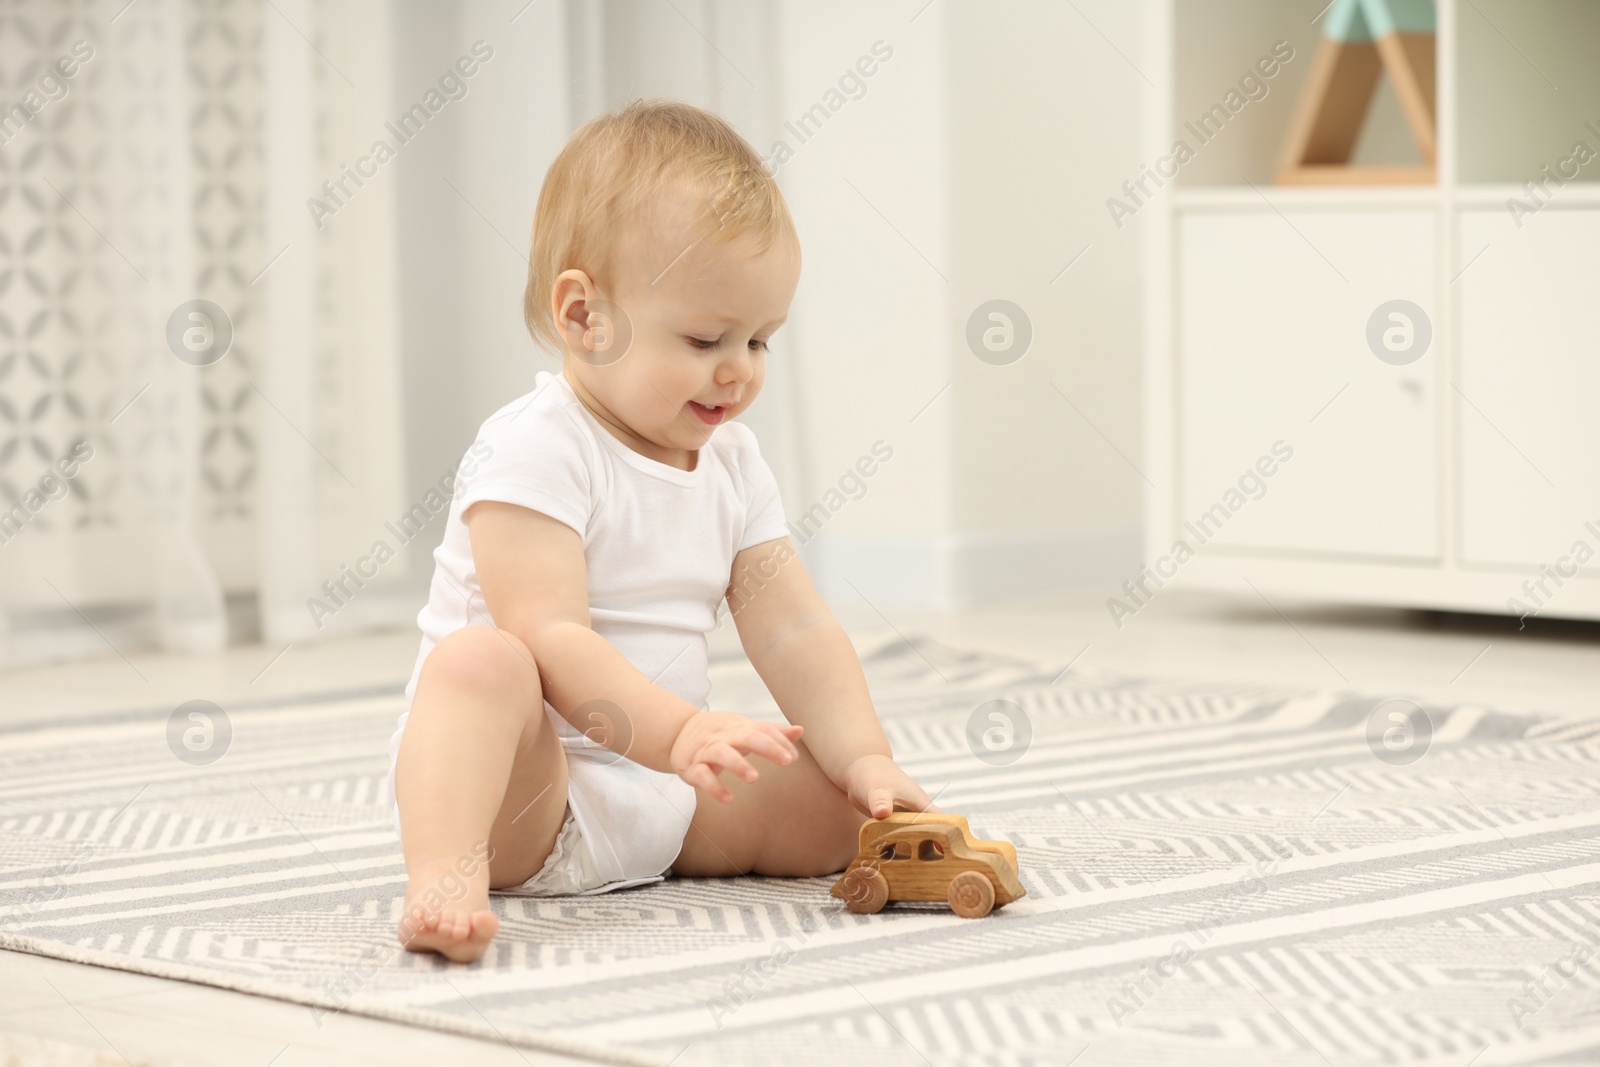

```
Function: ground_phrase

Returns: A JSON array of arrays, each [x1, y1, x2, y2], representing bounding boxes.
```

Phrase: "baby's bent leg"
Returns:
[[393, 625, 569, 962]]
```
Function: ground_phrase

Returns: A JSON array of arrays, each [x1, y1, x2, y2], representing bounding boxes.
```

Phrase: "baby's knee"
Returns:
[[423, 626, 541, 703]]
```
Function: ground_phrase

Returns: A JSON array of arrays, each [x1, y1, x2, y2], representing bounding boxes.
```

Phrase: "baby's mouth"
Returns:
[[689, 401, 726, 425]]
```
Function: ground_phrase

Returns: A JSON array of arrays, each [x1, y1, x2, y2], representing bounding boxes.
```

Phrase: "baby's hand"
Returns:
[[670, 711, 803, 803], [840, 753, 943, 819]]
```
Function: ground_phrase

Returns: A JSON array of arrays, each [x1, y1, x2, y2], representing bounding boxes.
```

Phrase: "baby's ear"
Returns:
[[551, 269, 598, 351]]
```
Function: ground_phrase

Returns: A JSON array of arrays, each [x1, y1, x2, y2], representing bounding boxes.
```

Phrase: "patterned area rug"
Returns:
[[2, 634, 1599, 1067]]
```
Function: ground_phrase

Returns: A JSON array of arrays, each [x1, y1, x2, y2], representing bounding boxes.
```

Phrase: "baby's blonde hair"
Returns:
[[524, 98, 796, 355]]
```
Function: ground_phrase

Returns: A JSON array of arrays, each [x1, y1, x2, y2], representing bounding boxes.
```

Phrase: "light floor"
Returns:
[[2, 589, 1597, 1065]]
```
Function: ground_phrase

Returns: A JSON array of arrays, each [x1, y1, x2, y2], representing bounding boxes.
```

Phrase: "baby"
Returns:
[[387, 99, 941, 962]]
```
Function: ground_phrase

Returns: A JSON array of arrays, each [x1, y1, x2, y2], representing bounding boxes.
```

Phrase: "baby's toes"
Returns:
[[435, 909, 496, 963], [449, 910, 479, 941]]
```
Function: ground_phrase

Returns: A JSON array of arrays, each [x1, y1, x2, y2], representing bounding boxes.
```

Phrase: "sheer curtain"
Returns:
[[0, 0, 405, 668]]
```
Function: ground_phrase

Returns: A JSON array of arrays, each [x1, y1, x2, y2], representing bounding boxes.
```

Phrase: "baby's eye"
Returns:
[[687, 336, 720, 350]]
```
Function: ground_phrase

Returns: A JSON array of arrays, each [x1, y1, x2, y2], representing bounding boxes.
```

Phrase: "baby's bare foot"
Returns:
[[398, 874, 498, 963]]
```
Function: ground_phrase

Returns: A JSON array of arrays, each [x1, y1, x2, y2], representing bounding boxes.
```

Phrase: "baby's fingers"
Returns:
[[687, 761, 732, 803], [742, 724, 801, 765], [706, 741, 760, 783], [776, 722, 804, 751]]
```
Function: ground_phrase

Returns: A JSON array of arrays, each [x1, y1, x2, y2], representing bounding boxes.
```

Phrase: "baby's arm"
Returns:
[[726, 537, 941, 817], [467, 501, 798, 785]]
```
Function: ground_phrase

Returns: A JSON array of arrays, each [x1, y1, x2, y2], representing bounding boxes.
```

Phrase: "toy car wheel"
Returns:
[[841, 867, 889, 914], [947, 871, 995, 918]]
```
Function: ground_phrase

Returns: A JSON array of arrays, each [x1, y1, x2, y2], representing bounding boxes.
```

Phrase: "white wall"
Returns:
[[774, 0, 1145, 609], [944, 0, 1145, 603], [392, 0, 573, 592], [765, 2, 958, 606]]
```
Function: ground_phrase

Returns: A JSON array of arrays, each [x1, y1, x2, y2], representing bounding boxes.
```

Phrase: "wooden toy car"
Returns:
[[830, 812, 1024, 918]]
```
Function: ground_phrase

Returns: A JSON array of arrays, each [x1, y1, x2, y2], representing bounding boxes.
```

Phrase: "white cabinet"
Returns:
[[1141, 0, 1600, 620], [1178, 209, 1437, 559], [1456, 208, 1600, 572]]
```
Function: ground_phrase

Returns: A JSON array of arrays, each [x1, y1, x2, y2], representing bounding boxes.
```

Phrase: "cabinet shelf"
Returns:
[[1165, 0, 1600, 190], [1455, 183, 1600, 208], [1173, 186, 1439, 210], [1456, 0, 1600, 185]]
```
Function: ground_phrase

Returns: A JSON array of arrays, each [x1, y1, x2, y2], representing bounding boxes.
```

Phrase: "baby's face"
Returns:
[[559, 202, 799, 470]]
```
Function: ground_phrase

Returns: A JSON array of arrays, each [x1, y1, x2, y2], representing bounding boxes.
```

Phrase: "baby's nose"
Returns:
[[719, 352, 753, 382]]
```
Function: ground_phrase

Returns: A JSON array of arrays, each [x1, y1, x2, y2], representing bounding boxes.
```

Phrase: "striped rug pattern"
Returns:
[[2, 634, 1599, 1066]]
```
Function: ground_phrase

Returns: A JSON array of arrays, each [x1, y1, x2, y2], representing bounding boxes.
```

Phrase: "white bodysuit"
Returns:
[[384, 368, 791, 892]]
